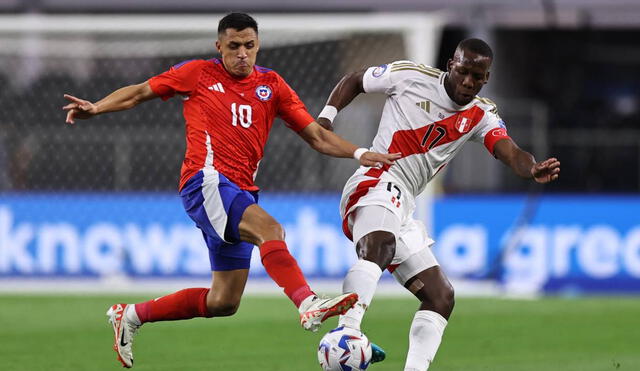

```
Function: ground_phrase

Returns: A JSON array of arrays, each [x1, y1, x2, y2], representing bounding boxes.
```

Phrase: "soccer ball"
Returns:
[[317, 326, 372, 371]]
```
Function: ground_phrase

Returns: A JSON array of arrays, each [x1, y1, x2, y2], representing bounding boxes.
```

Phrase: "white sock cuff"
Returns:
[[414, 310, 447, 333], [349, 259, 383, 280], [126, 304, 142, 326]]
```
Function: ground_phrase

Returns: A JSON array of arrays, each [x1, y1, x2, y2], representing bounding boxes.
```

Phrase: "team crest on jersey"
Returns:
[[372, 64, 388, 78], [255, 85, 273, 101], [455, 116, 471, 133]]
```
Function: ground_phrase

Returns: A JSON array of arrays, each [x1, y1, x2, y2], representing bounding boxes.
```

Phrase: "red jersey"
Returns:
[[148, 58, 314, 191]]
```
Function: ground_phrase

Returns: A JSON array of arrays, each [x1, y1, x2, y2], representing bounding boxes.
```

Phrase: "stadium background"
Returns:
[[0, 1, 639, 370]]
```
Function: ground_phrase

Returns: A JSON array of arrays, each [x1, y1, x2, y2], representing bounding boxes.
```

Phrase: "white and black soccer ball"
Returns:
[[317, 326, 372, 371]]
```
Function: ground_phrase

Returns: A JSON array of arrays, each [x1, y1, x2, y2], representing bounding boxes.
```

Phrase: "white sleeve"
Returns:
[[362, 64, 394, 94]]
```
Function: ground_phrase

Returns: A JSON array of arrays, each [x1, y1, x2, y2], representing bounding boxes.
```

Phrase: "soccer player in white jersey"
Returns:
[[316, 38, 561, 371]]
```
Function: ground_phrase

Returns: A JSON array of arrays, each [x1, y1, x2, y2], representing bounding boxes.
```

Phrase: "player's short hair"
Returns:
[[456, 38, 493, 60], [218, 12, 259, 35]]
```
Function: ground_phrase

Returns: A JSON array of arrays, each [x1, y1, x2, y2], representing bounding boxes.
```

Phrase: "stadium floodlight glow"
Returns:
[[0, 12, 445, 63]]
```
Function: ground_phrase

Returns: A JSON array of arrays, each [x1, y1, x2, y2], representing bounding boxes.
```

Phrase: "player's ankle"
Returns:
[[298, 294, 317, 312], [338, 318, 361, 331], [125, 304, 142, 326]]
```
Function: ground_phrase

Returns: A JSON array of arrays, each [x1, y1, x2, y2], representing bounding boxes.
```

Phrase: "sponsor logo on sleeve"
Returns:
[[372, 64, 388, 78], [255, 85, 273, 101]]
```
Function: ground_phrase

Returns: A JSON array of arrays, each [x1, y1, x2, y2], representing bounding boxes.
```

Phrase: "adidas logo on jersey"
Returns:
[[416, 101, 431, 113], [208, 83, 225, 93]]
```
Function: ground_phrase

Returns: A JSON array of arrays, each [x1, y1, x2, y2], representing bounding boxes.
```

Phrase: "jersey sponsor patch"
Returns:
[[255, 85, 273, 101], [372, 64, 388, 78]]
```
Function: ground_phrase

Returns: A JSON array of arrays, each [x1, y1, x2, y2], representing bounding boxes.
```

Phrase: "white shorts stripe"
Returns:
[[201, 167, 229, 243]]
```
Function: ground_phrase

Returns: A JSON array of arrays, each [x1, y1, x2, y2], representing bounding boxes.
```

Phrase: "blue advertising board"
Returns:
[[0, 193, 638, 294], [434, 195, 640, 294]]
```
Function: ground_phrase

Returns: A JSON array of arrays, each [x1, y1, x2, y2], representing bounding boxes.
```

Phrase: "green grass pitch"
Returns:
[[1, 294, 638, 370]]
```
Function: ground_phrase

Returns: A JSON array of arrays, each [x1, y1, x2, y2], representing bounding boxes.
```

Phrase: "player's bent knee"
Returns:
[[241, 220, 285, 246], [240, 205, 285, 245], [410, 268, 455, 318], [208, 302, 240, 317], [266, 221, 285, 241], [433, 278, 455, 311], [206, 296, 241, 317], [421, 280, 455, 318], [441, 283, 455, 313], [250, 222, 284, 244], [356, 231, 396, 268]]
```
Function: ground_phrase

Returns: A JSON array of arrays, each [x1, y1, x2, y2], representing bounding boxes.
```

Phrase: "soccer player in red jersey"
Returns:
[[62, 13, 400, 368]]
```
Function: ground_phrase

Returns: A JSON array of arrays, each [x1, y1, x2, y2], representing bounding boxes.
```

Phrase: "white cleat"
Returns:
[[300, 292, 358, 332], [106, 303, 140, 368]]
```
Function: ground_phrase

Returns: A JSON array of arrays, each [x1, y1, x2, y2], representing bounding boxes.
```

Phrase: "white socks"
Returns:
[[339, 259, 448, 371], [125, 304, 142, 326], [338, 259, 383, 330], [298, 295, 316, 314], [404, 310, 448, 371]]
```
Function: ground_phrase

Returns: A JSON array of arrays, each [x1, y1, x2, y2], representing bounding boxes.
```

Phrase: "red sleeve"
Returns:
[[148, 60, 203, 101], [484, 127, 512, 154], [275, 75, 314, 132]]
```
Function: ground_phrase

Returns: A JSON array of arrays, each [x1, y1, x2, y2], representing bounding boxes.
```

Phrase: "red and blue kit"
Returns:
[[149, 59, 314, 270]]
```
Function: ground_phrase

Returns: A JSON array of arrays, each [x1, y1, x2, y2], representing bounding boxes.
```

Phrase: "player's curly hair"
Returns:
[[218, 12, 259, 35], [457, 38, 493, 59]]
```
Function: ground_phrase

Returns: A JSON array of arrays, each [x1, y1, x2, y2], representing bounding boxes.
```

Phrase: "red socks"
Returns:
[[259, 240, 314, 307], [133, 241, 312, 323], [135, 288, 212, 324]]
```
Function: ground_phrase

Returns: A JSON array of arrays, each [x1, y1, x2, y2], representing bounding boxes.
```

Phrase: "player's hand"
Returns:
[[359, 152, 402, 168], [63, 94, 99, 124], [531, 157, 560, 183]]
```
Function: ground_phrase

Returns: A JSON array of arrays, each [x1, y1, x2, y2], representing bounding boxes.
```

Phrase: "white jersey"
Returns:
[[340, 61, 511, 238]]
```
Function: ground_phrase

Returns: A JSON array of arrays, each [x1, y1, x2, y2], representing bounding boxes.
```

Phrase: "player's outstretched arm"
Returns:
[[298, 122, 401, 167], [494, 138, 560, 183], [316, 70, 366, 131], [63, 81, 158, 124]]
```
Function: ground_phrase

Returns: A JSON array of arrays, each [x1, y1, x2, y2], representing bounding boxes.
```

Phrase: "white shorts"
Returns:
[[340, 172, 416, 237], [346, 204, 438, 285]]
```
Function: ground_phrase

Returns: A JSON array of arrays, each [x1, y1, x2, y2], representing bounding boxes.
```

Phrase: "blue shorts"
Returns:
[[180, 169, 258, 271]]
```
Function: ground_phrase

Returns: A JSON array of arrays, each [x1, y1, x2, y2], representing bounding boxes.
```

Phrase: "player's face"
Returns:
[[445, 49, 491, 106], [216, 28, 260, 78]]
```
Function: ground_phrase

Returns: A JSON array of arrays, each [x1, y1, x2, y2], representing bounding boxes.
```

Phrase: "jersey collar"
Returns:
[[212, 58, 256, 84]]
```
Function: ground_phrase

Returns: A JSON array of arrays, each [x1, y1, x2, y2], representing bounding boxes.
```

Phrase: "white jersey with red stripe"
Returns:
[[340, 61, 510, 237]]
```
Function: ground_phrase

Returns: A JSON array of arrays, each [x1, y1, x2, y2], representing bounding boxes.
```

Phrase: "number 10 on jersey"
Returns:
[[231, 103, 252, 128]]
